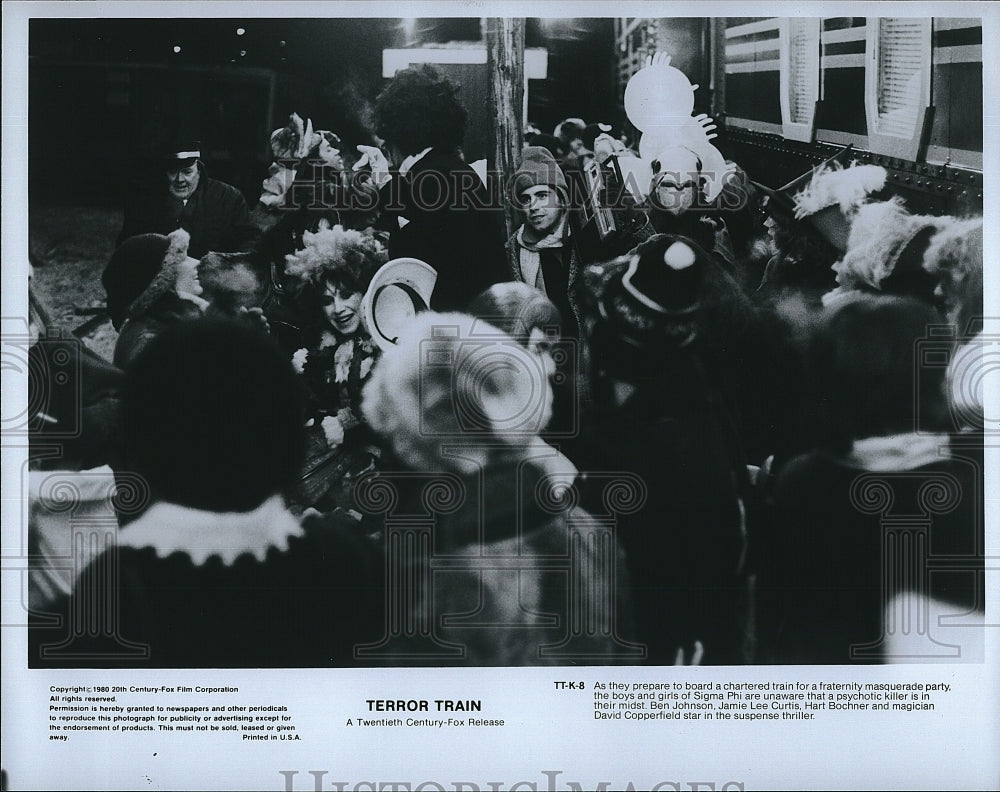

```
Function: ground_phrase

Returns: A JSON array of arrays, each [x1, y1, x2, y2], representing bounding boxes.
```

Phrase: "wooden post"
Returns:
[[486, 17, 525, 240]]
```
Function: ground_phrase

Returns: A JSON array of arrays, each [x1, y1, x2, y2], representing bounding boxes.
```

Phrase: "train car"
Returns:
[[613, 16, 983, 218]]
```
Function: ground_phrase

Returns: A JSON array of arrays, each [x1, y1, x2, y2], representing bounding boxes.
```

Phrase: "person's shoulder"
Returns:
[[113, 316, 161, 365], [772, 450, 838, 497], [201, 176, 247, 203], [411, 148, 483, 182], [298, 510, 382, 561], [420, 147, 464, 167]]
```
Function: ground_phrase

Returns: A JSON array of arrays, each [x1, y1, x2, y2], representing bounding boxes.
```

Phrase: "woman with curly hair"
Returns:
[[282, 224, 389, 511], [356, 65, 508, 311]]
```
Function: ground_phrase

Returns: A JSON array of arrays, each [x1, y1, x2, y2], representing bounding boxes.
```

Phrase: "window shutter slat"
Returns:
[[875, 18, 928, 137], [786, 19, 819, 125]]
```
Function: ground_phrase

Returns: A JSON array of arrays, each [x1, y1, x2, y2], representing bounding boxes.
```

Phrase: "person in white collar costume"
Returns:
[[353, 65, 507, 312], [28, 319, 383, 668], [756, 295, 983, 664]]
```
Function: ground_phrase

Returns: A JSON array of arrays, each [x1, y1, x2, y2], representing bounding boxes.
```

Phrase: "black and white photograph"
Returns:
[[3, 2, 997, 789]]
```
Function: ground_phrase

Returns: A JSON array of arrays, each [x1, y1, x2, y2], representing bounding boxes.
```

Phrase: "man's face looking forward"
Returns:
[[519, 185, 565, 236], [168, 162, 201, 201]]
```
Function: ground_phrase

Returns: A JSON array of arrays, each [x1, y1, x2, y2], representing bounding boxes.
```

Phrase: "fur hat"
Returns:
[[827, 199, 948, 305], [467, 282, 562, 344], [511, 146, 569, 205], [103, 229, 191, 330], [589, 233, 710, 382], [922, 216, 983, 320], [197, 251, 264, 315]]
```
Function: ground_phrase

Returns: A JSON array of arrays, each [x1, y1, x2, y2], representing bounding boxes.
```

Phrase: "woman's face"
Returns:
[[175, 256, 202, 296], [318, 137, 344, 171], [321, 280, 363, 335]]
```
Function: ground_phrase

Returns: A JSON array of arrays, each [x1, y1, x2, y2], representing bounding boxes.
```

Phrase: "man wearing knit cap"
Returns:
[[506, 146, 580, 339], [118, 140, 258, 259], [507, 145, 653, 336]]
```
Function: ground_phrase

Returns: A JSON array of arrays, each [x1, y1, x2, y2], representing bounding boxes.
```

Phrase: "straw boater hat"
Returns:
[[361, 258, 438, 351]]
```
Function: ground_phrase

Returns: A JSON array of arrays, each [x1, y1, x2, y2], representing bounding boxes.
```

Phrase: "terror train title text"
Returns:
[[366, 699, 482, 712]]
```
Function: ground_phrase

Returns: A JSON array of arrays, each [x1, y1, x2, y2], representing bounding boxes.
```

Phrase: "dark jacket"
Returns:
[[119, 176, 257, 259], [28, 501, 384, 668], [756, 448, 983, 664], [112, 294, 205, 370], [573, 357, 749, 665], [504, 213, 652, 341], [378, 147, 508, 311]]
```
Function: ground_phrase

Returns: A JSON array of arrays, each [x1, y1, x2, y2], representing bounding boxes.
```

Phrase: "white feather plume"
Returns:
[[793, 164, 887, 219]]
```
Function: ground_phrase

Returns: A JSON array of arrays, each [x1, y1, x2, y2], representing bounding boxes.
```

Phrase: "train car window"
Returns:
[[780, 18, 821, 142], [864, 18, 932, 160]]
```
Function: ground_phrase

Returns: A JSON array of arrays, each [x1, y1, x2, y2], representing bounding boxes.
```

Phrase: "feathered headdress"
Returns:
[[270, 112, 321, 160], [922, 216, 983, 282], [283, 225, 387, 292], [756, 145, 886, 253], [792, 164, 888, 219]]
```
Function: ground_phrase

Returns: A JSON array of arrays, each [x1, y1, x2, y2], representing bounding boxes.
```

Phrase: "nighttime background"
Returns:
[[29, 17, 618, 205]]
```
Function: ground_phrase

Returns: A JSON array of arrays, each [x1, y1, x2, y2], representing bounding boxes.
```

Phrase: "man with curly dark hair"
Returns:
[[356, 65, 507, 311]]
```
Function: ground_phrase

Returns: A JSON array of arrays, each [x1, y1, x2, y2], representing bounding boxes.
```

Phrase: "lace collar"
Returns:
[[117, 495, 304, 566]]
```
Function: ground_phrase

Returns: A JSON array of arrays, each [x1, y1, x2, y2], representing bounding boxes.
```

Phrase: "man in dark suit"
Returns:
[[118, 141, 257, 259], [356, 66, 507, 311]]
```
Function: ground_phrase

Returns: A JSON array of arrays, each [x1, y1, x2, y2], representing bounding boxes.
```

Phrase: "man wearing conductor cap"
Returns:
[[118, 140, 257, 259]]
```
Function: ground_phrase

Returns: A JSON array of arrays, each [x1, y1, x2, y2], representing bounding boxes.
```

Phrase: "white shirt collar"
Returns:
[[399, 147, 433, 176]]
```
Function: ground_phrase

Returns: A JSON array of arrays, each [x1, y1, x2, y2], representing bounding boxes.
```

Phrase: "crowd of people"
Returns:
[[28, 63, 985, 667]]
